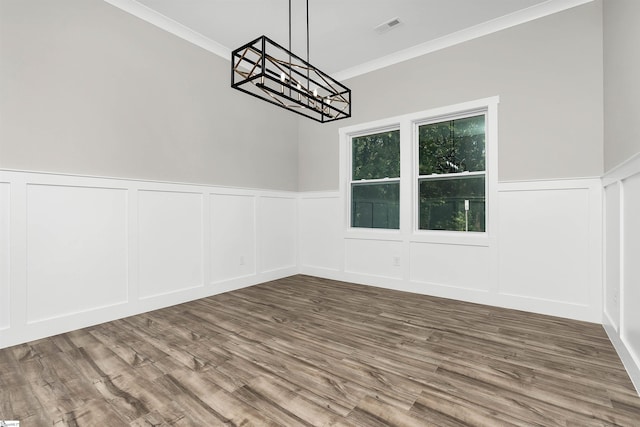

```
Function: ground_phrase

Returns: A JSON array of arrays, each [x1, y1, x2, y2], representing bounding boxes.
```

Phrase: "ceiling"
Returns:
[[111, 0, 590, 79]]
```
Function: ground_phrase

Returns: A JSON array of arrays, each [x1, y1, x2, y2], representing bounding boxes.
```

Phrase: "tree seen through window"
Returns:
[[418, 115, 486, 232], [351, 130, 400, 229]]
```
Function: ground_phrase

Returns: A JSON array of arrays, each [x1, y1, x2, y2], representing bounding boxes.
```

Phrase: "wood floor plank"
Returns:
[[232, 384, 317, 426], [1, 274, 639, 426], [347, 395, 435, 427], [245, 374, 349, 425]]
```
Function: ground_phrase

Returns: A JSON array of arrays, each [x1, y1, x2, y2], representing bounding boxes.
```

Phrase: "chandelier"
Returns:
[[231, 0, 351, 123]]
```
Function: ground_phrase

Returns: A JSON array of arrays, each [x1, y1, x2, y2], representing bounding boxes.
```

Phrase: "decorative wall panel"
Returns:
[[345, 238, 403, 280], [603, 154, 640, 393], [498, 187, 591, 305], [211, 194, 256, 282], [0, 183, 10, 330], [410, 242, 490, 292], [138, 190, 204, 299], [605, 182, 621, 330], [299, 195, 342, 271], [0, 171, 297, 349], [258, 196, 297, 273], [299, 178, 602, 323], [26, 184, 128, 323], [622, 173, 640, 380]]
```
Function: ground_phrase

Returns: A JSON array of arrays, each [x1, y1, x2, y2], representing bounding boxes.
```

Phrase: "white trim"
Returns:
[[413, 111, 489, 237], [602, 183, 618, 333], [0, 168, 297, 197], [498, 177, 602, 191], [332, 0, 595, 81], [299, 176, 602, 323], [604, 321, 640, 394], [601, 150, 640, 396], [0, 169, 297, 349], [340, 96, 499, 245], [344, 235, 403, 243], [103, 0, 230, 59], [418, 171, 486, 180], [298, 191, 340, 199], [351, 177, 401, 185], [603, 150, 640, 186], [619, 180, 626, 336], [347, 128, 402, 232], [104, 1, 593, 81], [500, 175, 602, 185]]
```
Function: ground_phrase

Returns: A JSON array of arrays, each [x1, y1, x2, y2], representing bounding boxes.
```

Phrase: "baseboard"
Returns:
[[0, 169, 298, 349], [603, 320, 640, 395]]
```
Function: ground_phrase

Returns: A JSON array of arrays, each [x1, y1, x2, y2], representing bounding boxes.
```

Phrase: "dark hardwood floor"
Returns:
[[1, 275, 639, 426]]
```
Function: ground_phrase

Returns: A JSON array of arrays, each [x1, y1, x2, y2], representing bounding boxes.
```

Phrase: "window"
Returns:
[[418, 114, 486, 232], [341, 96, 497, 240], [350, 129, 400, 229]]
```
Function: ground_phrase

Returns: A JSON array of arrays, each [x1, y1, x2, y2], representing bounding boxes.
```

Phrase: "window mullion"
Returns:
[[399, 119, 412, 235], [350, 177, 400, 185], [418, 171, 486, 180]]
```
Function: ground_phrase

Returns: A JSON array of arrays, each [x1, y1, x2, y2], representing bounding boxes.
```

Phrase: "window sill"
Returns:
[[343, 228, 491, 247], [410, 230, 490, 247], [344, 228, 403, 242]]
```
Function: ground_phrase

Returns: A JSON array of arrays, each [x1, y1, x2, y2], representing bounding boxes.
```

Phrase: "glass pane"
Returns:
[[351, 182, 400, 229], [419, 175, 485, 232], [352, 130, 400, 180], [419, 115, 485, 175]]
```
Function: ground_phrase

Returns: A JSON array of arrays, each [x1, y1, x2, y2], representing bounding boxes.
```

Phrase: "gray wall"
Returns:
[[604, 0, 640, 171], [0, 0, 299, 191], [298, 2, 603, 191]]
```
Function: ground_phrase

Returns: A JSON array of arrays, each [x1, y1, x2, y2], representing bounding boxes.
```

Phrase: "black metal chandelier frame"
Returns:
[[231, 1, 351, 123]]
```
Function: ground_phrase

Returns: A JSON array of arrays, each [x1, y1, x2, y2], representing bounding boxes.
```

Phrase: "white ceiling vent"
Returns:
[[373, 17, 402, 35]]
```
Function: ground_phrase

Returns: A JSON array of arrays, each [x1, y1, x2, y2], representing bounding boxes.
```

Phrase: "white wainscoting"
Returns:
[[603, 153, 640, 393], [410, 242, 491, 293], [605, 182, 621, 331], [299, 177, 603, 324], [0, 182, 10, 331], [345, 238, 403, 280], [258, 196, 297, 273], [26, 184, 129, 323], [210, 194, 256, 283], [138, 190, 204, 299], [497, 181, 602, 320], [298, 194, 342, 273], [0, 170, 297, 349]]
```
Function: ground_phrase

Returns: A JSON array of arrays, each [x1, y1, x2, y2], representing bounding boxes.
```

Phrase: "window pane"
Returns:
[[419, 115, 485, 175], [352, 182, 399, 229], [352, 130, 400, 180], [419, 175, 485, 232]]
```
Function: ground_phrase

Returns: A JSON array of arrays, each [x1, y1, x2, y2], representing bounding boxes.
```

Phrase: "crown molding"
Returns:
[[103, 0, 594, 81], [331, 0, 595, 81], [103, 0, 230, 59]]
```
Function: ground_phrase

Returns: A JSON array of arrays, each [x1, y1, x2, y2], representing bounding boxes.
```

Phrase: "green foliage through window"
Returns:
[[352, 130, 400, 180], [419, 176, 485, 232], [351, 130, 400, 229], [419, 115, 485, 175], [418, 114, 486, 232], [352, 182, 400, 229]]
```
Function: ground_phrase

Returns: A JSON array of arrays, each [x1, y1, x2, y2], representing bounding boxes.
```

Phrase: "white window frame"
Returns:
[[340, 96, 498, 246], [348, 125, 402, 231], [414, 109, 489, 237]]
